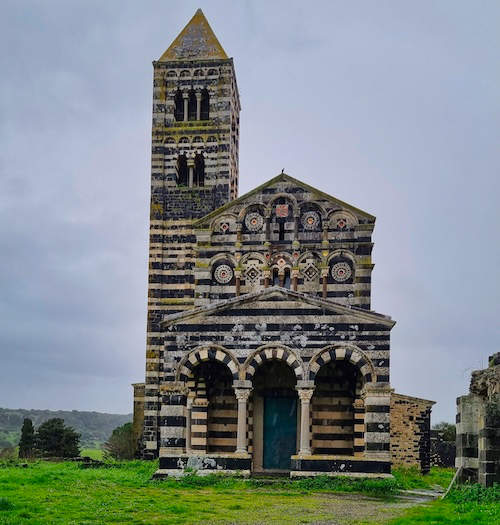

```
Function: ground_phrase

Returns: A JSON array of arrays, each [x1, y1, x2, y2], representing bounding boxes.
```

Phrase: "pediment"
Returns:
[[194, 173, 375, 229], [162, 287, 395, 328]]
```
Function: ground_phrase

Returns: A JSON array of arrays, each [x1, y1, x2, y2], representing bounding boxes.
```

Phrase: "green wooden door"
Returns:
[[263, 397, 297, 470]]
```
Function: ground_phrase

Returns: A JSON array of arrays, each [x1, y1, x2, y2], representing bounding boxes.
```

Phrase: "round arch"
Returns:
[[308, 344, 376, 383], [238, 202, 267, 222], [176, 345, 240, 382], [298, 200, 328, 220], [265, 193, 298, 216], [242, 344, 305, 381]]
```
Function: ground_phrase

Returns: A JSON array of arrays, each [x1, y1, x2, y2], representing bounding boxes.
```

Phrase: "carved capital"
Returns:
[[296, 388, 315, 402], [353, 398, 365, 409], [234, 388, 252, 402]]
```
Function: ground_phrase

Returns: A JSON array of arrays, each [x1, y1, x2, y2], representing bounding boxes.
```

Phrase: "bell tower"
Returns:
[[141, 10, 240, 457], [152, 8, 240, 215]]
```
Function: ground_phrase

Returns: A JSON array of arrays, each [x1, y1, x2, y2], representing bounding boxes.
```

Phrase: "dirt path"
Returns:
[[306, 489, 441, 525]]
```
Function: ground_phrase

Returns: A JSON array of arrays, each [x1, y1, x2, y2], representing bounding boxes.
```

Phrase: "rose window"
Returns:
[[331, 262, 352, 282], [301, 211, 321, 231], [214, 264, 234, 284], [245, 212, 264, 232]]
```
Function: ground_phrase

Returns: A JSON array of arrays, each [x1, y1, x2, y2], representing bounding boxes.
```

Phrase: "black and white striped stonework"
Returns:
[[143, 54, 241, 457], [155, 288, 394, 460]]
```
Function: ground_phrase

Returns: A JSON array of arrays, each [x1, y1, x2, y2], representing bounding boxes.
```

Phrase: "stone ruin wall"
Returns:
[[456, 352, 500, 487]]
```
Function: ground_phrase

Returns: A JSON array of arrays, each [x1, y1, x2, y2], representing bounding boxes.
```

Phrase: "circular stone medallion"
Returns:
[[245, 212, 264, 232], [301, 211, 321, 231], [331, 262, 352, 282], [214, 264, 234, 284]]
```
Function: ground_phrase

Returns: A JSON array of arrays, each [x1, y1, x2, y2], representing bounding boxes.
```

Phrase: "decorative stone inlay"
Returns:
[[330, 211, 354, 231], [214, 264, 233, 284], [245, 212, 264, 232], [301, 211, 321, 231], [301, 260, 319, 281], [219, 221, 230, 233], [244, 262, 262, 285], [331, 262, 352, 282]]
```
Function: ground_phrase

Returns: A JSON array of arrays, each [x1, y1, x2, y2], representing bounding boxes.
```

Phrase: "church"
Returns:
[[132, 9, 434, 478]]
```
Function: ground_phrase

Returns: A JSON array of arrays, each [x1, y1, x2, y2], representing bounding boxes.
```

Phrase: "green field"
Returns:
[[0, 460, 497, 524]]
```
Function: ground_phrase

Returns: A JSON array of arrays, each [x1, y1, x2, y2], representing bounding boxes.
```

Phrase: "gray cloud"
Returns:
[[1, 0, 499, 422]]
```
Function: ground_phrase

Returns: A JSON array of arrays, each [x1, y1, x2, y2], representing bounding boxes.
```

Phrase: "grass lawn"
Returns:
[[0, 460, 497, 524]]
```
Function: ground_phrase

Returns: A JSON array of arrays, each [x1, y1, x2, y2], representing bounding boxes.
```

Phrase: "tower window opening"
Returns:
[[176, 154, 188, 186], [283, 268, 291, 289], [174, 90, 183, 121], [194, 153, 205, 187], [200, 88, 210, 120], [188, 90, 197, 121], [278, 221, 286, 241], [273, 269, 280, 287]]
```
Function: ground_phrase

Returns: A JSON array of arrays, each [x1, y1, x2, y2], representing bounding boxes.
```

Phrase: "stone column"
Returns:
[[321, 268, 329, 299], [185, 392, 195, 454], [292, 269, 299, 291], [234, 383, 252, 454], [182, 92, 189, 122], [187, 158, 195, 187], [264, 215, 271, 242], [195, 92, 202, 120], [263, 270, 270, 288], [293, 213, 300, 241], [296, 385, 315, 456], [235, 270, 241, 296]]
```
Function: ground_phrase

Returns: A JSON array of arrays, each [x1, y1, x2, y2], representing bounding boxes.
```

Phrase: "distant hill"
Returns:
[[0, 408, 132, 449]]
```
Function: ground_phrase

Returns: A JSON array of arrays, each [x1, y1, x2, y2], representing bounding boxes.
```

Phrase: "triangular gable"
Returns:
[[161, 287, 395, 327], [159, 9, 228, 61], [194, 173, 375, 228]]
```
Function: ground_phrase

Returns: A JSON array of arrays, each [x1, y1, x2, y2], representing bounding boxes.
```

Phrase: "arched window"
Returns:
[[271, 197, 293, 242], [272, 268, 291, 288], [283, 268, 291, 289], [176, 154, 188, 186], [200, 88, 210, 120], [174, 90, 183, 121], [188, 90, 197, 121], [194, 153, 205, 187]]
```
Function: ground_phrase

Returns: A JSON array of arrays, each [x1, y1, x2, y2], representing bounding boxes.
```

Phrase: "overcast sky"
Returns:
[[1, 0, 498, 423]]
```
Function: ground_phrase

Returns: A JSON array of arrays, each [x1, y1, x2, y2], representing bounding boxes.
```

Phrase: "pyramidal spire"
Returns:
[[159, 9, 228, 61]]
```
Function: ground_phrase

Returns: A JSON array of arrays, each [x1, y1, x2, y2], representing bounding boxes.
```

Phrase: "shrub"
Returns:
[[103, 423, 135, 460], [433, 421, 456, 442]]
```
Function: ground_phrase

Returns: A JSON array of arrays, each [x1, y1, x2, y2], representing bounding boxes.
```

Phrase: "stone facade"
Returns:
[[390, 393, 434, 473], [133, 9, 435, 478], [456, 353, 500, 487]]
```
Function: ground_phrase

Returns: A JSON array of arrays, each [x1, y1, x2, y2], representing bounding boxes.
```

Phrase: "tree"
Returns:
[[18, 418, 35, 458], [433, 421, 456, 442], [103, 423, 134, 460], [36, 418, 80, 457]]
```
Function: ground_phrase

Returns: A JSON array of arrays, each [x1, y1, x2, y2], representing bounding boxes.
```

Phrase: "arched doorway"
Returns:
[[190, 361, 237, 453], [252, 361, 298, 471], [311, 360, 362, 456]]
